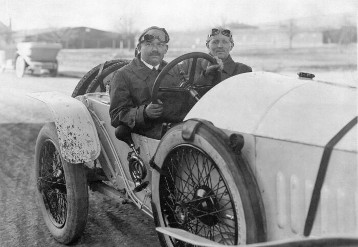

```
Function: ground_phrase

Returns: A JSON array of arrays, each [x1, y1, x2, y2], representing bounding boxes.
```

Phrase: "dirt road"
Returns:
[[0, 72, 160, 247]]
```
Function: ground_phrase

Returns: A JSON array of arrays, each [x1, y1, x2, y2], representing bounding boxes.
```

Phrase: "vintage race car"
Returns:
[[31, 52, 357, 246]]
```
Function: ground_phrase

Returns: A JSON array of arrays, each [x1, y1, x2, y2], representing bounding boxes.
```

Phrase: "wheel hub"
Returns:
[[193, 185, 219, 226], [174, 203, 189, 225]]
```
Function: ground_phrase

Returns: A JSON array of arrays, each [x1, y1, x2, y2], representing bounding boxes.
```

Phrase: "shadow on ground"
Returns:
[[0, 123, 160, 247]]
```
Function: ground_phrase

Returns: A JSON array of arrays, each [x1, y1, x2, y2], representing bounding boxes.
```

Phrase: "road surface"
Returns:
[[0, 71, 161, 247]]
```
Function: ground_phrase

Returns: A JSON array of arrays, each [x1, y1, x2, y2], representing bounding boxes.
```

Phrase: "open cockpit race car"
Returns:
[[31, 52, 357, 247]]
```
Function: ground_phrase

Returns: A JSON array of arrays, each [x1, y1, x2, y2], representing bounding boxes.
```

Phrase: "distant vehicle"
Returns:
[[15, 42, 62, 78], [31, 52, 357, 247]]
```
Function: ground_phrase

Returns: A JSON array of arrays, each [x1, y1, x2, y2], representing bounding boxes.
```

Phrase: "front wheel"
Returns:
[[15, 56, 26, 78], [49, 69, 58, 77], [151, 122, 266, 246], [35, 123, 89, 244]]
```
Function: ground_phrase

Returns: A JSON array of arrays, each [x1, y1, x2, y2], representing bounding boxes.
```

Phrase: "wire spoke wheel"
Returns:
[[15, 56, 26, 78], [38, 139, 67, 228], [35, 123, 89, 244], [159, 145, 237, 246]]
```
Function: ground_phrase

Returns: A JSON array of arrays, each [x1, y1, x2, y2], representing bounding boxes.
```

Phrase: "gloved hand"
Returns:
[[144, 100, 163, 119], [204, 56, 223, 76], [204, 64, 222, 76]]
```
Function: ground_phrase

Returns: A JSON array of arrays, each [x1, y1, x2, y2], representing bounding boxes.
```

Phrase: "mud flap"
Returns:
[[182, 119, 227, 142], [182, 118, 245, 154]]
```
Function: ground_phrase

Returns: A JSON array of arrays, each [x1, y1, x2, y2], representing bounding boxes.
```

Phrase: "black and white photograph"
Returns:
[[0, 0, 357, 246]]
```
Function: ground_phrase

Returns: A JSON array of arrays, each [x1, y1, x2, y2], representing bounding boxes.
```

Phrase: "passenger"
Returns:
[[182, 26, 252, 85], [109, 26, 188, 140], [205, 26, 252, 81]]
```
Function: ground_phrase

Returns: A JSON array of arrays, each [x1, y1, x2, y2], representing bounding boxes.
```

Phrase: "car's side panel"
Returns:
[[255, 137, 357, 241], [29, 92, 100, 164], [81, 94, 133, 179], [83, 93, 158, 212]]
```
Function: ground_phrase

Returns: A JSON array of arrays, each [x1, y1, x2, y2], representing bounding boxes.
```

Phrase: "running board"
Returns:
[[156, 227, 358, 247], [89, 181, 128, 204]]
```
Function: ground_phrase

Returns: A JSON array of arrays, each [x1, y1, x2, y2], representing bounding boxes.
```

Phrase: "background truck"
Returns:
[[15, 42, 62, 78]]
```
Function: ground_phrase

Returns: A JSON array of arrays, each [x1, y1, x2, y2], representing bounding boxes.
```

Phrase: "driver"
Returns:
[[109, 26, 188, 140]]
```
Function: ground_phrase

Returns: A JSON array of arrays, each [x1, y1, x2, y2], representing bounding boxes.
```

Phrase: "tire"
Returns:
[[35, 123, 89, 244], [15, 56, 26, 78], [152, 122, 266, 246], [72, 59, 129, 97], [50, 62, 58, 77], [49, 68, 58, 77]]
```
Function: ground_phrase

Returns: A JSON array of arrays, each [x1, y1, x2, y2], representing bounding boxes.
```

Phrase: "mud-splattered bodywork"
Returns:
[[30, 92, 100, 164]]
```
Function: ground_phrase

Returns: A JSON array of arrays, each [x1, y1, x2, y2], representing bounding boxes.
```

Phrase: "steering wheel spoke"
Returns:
[[188, 57, 198, 86], [158, 87, 187, 93]]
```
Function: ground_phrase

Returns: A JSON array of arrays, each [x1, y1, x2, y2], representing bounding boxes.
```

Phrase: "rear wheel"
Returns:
[[49, 62, 58, 77], [152, 122, 266, 246], [35, 123, 89, 244], [15, 56, 26, 78]]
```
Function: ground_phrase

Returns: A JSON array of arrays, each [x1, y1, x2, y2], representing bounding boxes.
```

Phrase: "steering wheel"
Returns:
[[151, 52, 221, 104]]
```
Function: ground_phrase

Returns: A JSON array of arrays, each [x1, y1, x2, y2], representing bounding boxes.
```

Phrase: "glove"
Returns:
[[144, 100, 163, 119], [204, 56, 223, 76], [204, 64, 222, 76]]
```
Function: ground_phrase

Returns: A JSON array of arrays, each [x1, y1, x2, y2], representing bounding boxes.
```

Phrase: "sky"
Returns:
[[0, 0, 357, 32]]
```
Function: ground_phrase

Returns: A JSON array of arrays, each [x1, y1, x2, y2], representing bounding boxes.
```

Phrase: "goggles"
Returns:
[[209, 28, 232, 38], [140, 34, 168, 43], [206, 28, 234, 47], [138, 27, 170, 44]]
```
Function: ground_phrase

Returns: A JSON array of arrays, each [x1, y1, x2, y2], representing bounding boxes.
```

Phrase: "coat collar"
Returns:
[[221, 55, 236, 75], [141, 57, 160, 70], [128, 56, 169, 81]]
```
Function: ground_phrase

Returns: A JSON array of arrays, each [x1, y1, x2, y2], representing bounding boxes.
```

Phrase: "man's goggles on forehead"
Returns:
[[140, 34, 169, 43], [209, 28, 232, 38]]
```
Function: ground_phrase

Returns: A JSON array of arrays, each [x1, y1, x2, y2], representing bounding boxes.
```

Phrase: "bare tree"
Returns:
[[337, 15, 356, 52], [220, 15, 228, 27], [112, 7, 138, 50], [287, 18, 299, 49], [115, 16, 135, 36]]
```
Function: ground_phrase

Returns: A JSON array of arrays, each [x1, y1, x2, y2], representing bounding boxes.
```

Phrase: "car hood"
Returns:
[[185, 72, 356, 152]]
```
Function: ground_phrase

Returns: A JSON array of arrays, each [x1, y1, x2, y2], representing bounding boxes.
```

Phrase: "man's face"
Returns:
[[139, 29, 168, 66], [207, 34, 233, 60]]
